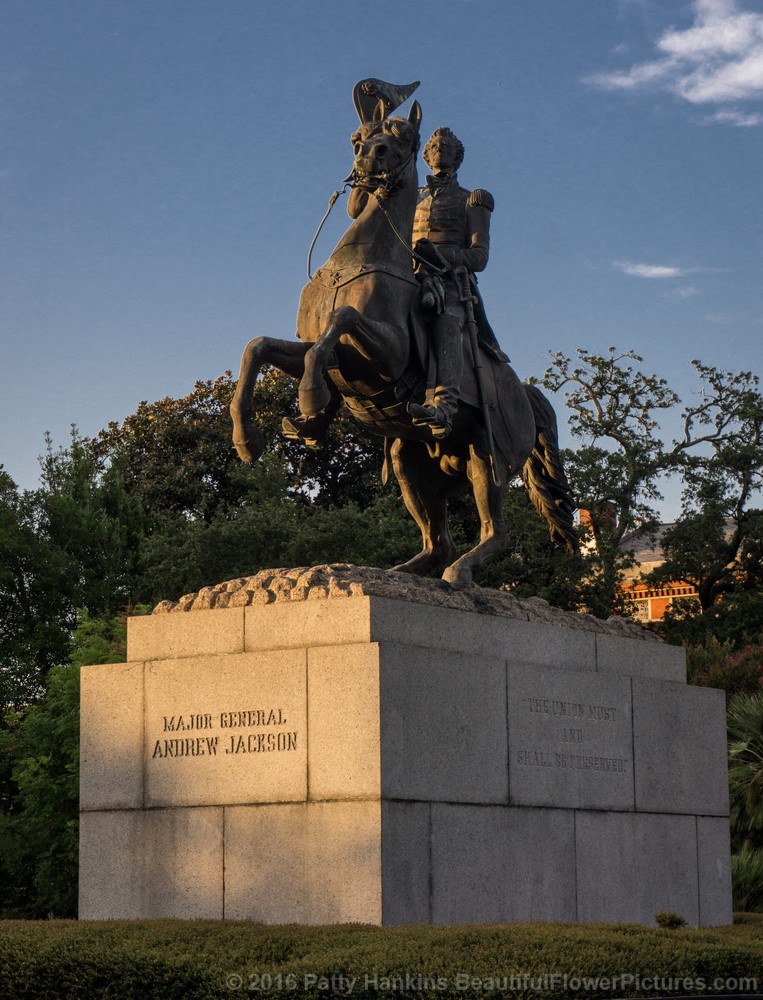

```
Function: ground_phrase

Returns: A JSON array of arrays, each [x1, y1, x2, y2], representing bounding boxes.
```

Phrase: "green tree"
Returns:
[[0, 611, 129, 918], [536, 349, 678, 614], [140, 454, 419, 602], [34, 432, 147, 617], [538, 350, 763, 622], [90, 370, 385, 519], [0, 468, 73, 705], [83, 371, 422, 604], [656, 510, 763, 647], [647, 364, 762, 619]]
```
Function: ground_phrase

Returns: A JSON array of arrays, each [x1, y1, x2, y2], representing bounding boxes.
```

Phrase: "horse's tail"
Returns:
[[521, 383, 579, 553]]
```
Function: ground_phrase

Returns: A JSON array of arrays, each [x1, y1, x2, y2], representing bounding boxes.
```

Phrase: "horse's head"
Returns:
[[349, 99, 422, 194]]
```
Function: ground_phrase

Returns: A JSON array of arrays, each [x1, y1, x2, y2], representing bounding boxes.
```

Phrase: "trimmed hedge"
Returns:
[[1, 918, 763, 1000]]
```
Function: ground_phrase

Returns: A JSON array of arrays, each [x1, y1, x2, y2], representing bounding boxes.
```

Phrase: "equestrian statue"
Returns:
[[230, 79, 577, 587]]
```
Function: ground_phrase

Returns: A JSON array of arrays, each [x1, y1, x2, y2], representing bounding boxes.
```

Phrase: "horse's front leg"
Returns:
[[231, 337, 310, 462], [299, 306, 404, 416]]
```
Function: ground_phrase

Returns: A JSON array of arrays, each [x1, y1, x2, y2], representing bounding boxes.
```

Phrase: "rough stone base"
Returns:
[[79, 570, 732, 926]]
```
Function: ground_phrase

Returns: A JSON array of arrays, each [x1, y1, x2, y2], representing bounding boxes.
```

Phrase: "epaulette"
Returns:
[[468, 188, 494, 211]]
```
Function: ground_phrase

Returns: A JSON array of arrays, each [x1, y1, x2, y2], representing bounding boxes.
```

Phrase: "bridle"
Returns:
[[347, 149, 415, 195], [306, 144, 446, 280]]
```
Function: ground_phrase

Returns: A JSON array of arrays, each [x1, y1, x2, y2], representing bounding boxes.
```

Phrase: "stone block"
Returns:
[[80, 661, 144, 811], [83, 595, 730, 927], [381, 801, 431, 925], [576, 811, 699, 925], [308, 644, 380, 800], [596, 634, 686, 683], [431, 804, 576, 923], [224, 801, 381, 923], [379, 644, 508, 803], [144, 650, 307, 808], [698, 817, 734, 926], [502, 620, 596, 672], [79, 807, 223, 919], [371, 601, 592, 670], [633, 680, 728, 815], [507, 666, 634, 810], [245, 599, 373, 652], [246, 597, 599, 671], [128, 607, 244, 661]]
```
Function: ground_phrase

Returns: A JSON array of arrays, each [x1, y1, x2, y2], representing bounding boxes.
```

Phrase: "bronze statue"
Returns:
[[231, 80, 577, 586], [409, 126, 506, 439]]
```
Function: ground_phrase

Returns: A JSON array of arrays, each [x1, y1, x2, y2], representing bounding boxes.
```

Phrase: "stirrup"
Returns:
[[281, 414, 327, 451]]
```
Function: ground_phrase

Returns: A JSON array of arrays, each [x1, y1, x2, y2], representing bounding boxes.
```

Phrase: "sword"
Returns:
[[454, 266, 501, 487]]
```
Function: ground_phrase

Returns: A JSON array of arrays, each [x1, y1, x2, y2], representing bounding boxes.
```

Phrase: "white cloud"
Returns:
[[705, 311, 736, 323], [588, 0, 763, 114], [614, 260, 689, 278], [673, 285, 699, 297], [703, 107, 763, 125]]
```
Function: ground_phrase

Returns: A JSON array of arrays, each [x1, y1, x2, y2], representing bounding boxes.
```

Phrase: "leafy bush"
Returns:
[[688, 640, 763, 697], [728, 692, 763, 849], [1, 919, 763, 1000], [654, 909, 688, 929], [732, 844, 763, 914]]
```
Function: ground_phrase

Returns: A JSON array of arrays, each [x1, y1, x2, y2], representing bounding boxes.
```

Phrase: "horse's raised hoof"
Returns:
[[232, 425, 265, 463]]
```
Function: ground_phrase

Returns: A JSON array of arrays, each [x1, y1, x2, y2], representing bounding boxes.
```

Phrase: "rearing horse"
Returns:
[[230, 97, 577, 586]]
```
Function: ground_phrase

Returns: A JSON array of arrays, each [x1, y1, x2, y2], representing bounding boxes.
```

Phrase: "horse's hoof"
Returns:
[[232, 427, 264, 463], [390, 556, 431, 575], [442, 564, 473, 588]]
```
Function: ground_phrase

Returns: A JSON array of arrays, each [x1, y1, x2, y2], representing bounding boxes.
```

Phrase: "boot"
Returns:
[[409, 312, 463, 438]]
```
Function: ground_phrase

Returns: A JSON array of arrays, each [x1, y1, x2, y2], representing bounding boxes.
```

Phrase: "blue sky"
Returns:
[[1, 0, 761, 516]]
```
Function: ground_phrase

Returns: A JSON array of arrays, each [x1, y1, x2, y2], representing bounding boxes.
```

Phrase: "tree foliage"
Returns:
[[538, 349, 763, 624], [0, 611, 130, 918], [648, 364, 763, 621], [687, 640, 763, 698], [82, 369, 415, 602], [0, 468, 74, 706], [90, 370, 385, 518]]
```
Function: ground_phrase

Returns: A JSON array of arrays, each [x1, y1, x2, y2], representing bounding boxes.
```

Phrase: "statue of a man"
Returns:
[[409, 127, 507, 438]]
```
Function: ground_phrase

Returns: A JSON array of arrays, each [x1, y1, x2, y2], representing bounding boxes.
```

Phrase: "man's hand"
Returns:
[[414, 238, 447, 271], [420, 274, 445, 313]]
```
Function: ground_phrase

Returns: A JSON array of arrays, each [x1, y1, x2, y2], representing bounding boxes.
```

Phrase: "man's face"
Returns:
[[424, 136, 459, 175]]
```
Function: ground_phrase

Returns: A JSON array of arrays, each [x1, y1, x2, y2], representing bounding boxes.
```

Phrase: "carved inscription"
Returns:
[[516, 696, 627, 775], [150, 706, 298, 761]]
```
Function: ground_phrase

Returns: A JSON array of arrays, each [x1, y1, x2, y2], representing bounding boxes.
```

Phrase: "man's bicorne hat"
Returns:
[[352, 78, 420, 122]]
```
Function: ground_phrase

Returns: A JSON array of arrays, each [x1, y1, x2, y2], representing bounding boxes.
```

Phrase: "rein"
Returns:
[[306, 181, 351, 280], [307, 148, 446, 280], [371, 192, 447, 276]]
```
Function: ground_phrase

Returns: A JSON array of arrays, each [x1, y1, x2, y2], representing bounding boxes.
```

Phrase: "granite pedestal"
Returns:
[[79, 591, 732, 925]]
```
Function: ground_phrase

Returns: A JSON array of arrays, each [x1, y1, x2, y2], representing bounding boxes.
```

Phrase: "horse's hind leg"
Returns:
[[390, 439, 458, 576], [442, 447, 509, 587], [231, 337, 314, 462]]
